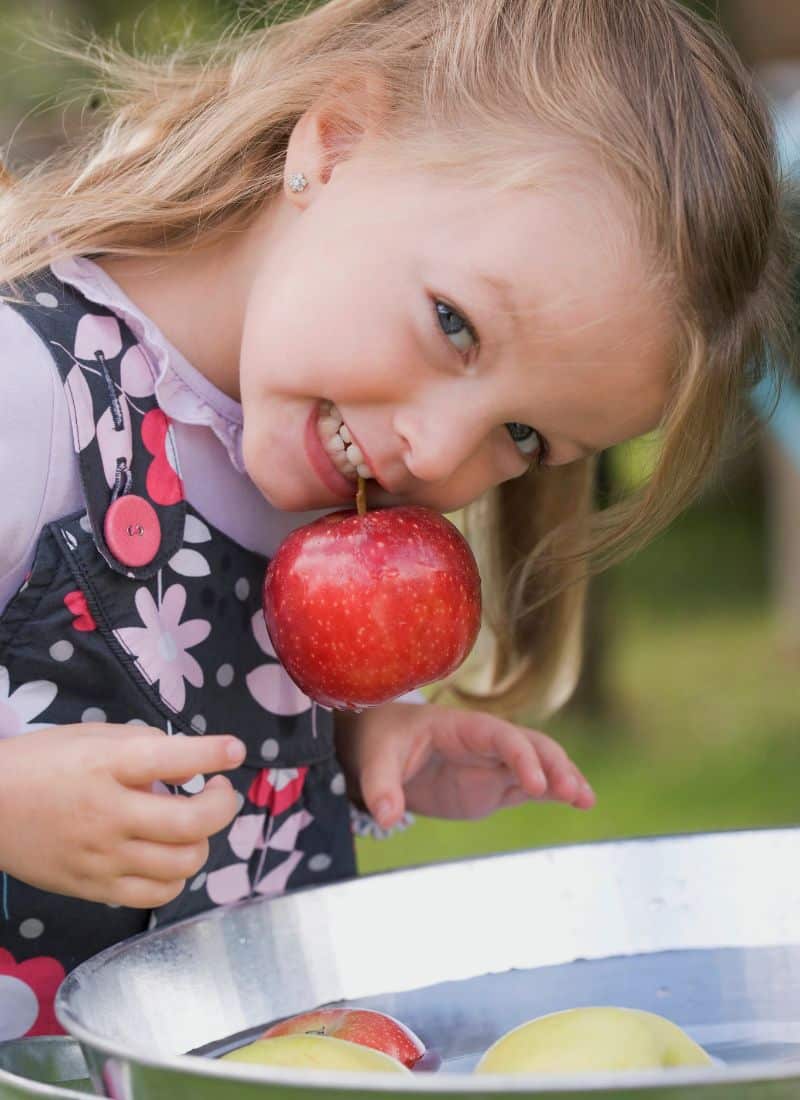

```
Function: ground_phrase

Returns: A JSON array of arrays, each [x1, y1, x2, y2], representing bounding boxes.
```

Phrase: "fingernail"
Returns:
[[582, 782, 595, 798], [226, 738, 246, 763], [375, 797, 393, 827]]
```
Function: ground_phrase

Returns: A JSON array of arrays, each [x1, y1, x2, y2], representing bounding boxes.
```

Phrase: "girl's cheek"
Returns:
[[414, 457, 504, 513]]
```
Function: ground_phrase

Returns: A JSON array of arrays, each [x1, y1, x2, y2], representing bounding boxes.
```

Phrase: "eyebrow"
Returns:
[[475, 274, 605, 462], [475, 271, 522, 341]]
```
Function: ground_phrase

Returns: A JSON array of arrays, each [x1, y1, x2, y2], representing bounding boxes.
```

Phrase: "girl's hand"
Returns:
[[0, 724, 245, 908], [335, 702, 595, 830]]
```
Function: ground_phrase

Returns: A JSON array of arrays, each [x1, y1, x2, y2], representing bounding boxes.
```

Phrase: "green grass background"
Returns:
[[356, 489, 800, 873]]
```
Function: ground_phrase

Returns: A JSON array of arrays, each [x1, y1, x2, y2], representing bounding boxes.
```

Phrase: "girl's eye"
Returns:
[[435, 301, 477, 355], [505, 421, 544, 459]]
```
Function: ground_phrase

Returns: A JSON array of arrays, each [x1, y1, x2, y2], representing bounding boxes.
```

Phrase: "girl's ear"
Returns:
[[284, 70, 388, 204]]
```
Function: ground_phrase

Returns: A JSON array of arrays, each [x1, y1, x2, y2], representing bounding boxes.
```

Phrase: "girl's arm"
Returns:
[[0, 302, 81, 612]]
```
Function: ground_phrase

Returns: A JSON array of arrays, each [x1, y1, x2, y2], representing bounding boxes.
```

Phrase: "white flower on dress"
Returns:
[[0, 666, 57, 739], [246, 610, 311, 716], [114, 584, 210, 712]]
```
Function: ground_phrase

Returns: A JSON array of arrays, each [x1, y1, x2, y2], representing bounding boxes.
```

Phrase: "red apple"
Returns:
[[262, 505, 481, 709], [260, 1007, 426, 1069]]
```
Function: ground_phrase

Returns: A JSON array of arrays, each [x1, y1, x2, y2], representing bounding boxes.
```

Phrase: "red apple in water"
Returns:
[[260, 1007, 426, 1069], [262, 504, 481, 709]]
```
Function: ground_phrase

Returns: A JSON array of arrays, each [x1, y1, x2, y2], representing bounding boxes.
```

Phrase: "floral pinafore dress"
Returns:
[[0, 269, 355, 1039]]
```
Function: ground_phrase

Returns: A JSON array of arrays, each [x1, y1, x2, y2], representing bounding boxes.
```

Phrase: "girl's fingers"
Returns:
[[111, 875, 187, 910], [122, 777, 240, 845], [499, 784, 534, 810], [463, 718, 595, 810], [570, 781, 596, 810], [114, 733, 246, 786], [485, 723, 548, 798], [457, 717, 547, 797], [118, 837, 210, 884], [530, 731, 595, 808], [355, 734, 409, 830]]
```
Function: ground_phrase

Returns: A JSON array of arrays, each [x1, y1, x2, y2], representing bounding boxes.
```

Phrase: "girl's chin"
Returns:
[[244, 450, 352, 511]]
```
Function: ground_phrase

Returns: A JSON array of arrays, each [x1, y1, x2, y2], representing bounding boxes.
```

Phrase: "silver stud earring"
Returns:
[[288, 172, 309, 194]]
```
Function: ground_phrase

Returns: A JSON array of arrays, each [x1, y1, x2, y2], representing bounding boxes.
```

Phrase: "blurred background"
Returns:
[[1, 0, 798, 875]]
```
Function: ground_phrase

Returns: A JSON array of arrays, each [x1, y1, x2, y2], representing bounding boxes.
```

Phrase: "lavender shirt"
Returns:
[[0, 257, 331, 614]]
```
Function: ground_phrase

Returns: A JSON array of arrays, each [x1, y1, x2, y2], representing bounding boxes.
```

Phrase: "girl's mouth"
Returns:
[[316, 400, 376, 482]]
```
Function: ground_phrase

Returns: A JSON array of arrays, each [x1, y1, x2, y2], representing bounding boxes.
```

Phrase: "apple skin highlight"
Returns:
[[261, 1007, 426, 1069]]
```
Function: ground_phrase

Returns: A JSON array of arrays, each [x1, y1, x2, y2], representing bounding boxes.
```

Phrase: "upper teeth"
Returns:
[[318, 402, 375, 481]]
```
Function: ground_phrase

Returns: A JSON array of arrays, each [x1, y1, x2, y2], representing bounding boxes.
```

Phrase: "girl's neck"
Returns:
[[96, 206, 278, 402]]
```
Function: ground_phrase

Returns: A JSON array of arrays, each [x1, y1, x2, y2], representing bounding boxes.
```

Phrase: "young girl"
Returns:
[[0, 0, 793, 1040]]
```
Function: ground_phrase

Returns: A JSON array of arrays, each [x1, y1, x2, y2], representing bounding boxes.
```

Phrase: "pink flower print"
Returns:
[[114, 585, 210, 712], [63, 361, 95, 453], [96, 391, 133, 491], [65, 315, 135, 486], [0, 666, 56, 739], [141, 409, 183, 506], [64, 589, 97, 632], [205, 769, 311, 905], [228, 815, 266, 861], [120, 344, 155, 398], [0, 949, 66, 1038], [74, 314, 122, 362], [255, 809, 313, 899], [248, 766, 308, 816], [205, 806, 313, 905], [254, 852, 305, 899], [102, 1058, 128, 1100], [247, 610, 311, 716], [205, 863, 251, 905]]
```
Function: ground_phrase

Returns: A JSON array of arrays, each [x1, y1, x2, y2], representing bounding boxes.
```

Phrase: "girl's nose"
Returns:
[[393, 397, 488, 484]]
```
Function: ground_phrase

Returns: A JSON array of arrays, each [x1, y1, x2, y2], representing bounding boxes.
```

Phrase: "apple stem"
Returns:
[[356, 476, 367, 517]]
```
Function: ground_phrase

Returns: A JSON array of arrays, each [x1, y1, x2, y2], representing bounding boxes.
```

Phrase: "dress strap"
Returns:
[[3, 268, 187, 578]]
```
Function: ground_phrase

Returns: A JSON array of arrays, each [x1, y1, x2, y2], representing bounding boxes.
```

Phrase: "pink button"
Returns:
[[104, 495, 161, 568]]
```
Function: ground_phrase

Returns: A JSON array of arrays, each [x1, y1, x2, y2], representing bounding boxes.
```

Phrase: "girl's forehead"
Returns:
[[345, 149, 675, 417], [367, 154, 643, 277], [445, 181, 673, 429], [415, 171, 668, 345]]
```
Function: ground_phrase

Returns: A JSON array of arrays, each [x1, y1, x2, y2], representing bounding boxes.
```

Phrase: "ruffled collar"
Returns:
[[50, 256, 246, 472]]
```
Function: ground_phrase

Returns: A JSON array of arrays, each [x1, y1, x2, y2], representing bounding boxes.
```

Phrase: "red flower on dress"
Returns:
[[0, 948, 66, 1037], [141, 409, 184, 506], [64, 589, 97, 632], [248, 767, 308, 816]]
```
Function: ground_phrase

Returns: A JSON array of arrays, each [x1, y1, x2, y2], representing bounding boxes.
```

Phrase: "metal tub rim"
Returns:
[[0, 1068, 87, 1100], [0, 1035, 90, 1098], [55, 826, 800, 1095]]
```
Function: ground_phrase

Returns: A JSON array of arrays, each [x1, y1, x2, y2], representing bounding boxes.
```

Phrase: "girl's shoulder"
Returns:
[[0, 296, 62, 435], [0, 300, 81, 609]]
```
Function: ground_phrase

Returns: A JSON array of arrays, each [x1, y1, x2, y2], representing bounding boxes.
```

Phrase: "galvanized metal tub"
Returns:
[[0, 1036, 92, 1098], [56, 828, 800, 1098]]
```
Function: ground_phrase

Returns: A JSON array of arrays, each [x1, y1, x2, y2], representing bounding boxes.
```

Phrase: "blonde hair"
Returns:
[[1, 0, 795, 718]]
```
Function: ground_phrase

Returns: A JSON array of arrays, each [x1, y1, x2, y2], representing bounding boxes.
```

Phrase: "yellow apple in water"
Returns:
[[475, 1007, 713, 1075], [222, 1034, 411, 1074]]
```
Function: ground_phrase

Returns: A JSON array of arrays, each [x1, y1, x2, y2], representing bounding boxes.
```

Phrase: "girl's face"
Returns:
[[239, 151, 673, 514]]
